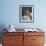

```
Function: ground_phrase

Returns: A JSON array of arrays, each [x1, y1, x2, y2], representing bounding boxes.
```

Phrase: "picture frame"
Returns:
[[19, 5, 34, 23]]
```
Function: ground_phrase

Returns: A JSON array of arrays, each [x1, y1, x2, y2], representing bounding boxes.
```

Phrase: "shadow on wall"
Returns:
[[0, 24, 7, 43]]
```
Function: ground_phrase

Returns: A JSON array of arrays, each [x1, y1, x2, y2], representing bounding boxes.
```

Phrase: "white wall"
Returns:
[[0, 0, 46, 29]]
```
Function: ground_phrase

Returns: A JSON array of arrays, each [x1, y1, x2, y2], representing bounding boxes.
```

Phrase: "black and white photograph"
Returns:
[[19, 5, 34, 23]]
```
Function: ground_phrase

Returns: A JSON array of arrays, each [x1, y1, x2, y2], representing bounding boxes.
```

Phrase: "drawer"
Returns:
[[3, 43, 23, 46], [24, 36, 32, 40], [3, 32, 23, 36], [24, 36, 32, 45], [24, 32, 44, 36], [3, 35, 23, 44], [32, 36, 45, 44], [31, 44, 44, 46], [3, 43, 22, 46]]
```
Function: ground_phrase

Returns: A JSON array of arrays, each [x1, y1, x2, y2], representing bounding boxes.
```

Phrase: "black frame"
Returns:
[[19, 5, 34, 23]]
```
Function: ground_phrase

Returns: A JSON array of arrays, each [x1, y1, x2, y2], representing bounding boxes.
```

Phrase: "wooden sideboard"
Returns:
[[2, 30, 45, 46]]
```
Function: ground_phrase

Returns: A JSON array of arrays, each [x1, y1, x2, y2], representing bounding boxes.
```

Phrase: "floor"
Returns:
[[0, 44, 2, 46]]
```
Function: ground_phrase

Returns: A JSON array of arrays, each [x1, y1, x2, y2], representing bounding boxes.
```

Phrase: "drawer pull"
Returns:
[[32, 39, 36, 40]]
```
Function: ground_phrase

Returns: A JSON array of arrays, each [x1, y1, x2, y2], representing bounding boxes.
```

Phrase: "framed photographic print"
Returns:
[[19, 5, 34, 23]]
